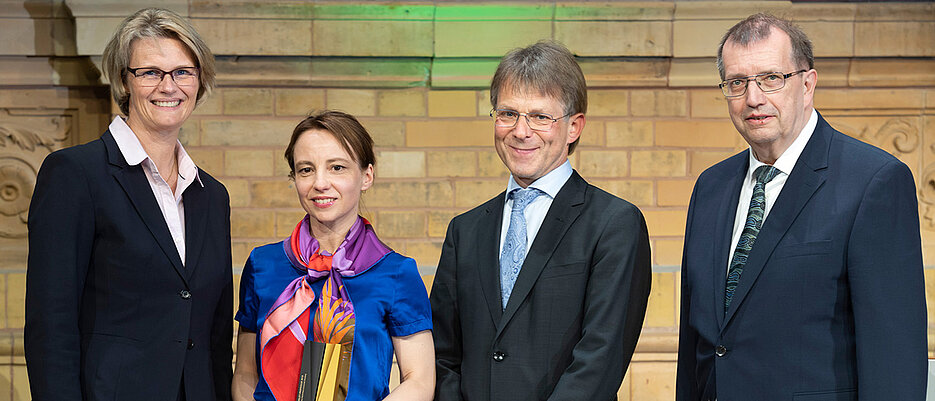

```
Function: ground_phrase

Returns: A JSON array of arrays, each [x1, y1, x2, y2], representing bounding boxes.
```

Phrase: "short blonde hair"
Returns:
[[101, 8, 216, 116]]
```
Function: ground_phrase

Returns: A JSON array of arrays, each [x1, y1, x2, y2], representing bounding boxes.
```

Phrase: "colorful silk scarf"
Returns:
[[260, 216, 391, 401]]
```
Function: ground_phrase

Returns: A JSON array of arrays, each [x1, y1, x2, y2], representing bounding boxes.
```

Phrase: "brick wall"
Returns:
[[1, 1, 933, 399]]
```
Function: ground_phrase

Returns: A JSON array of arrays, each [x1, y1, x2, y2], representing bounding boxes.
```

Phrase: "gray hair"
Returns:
[[716, 13, 814, 80]]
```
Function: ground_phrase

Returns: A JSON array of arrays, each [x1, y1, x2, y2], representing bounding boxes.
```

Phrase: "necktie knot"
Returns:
[[754, 165, 780, 185], [510, 187, 544, 212]]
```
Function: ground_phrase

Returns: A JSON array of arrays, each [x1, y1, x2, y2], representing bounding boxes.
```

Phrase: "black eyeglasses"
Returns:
[[719, 70, 807, 98], [490, 109, 573, 131], [126, 67, 199, 87]]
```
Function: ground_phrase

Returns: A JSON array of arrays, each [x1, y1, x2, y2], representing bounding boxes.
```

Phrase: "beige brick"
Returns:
[[477, 90, 491, 117], [849, 59, 935, 87], [927, 90, 935, 110], [429, 91, 477, 118], [591, 180, 654, 207], [0, 275, 5, 328], [407, 241, 443, 268], [365, 181, 453, 208], [232, 242, 252, 267], [657, 179, 694, 207], [855, 2, 935, 21], [178, 119, 200, 147], [74, 17, 122, 55], [654, 239, 683, 266], [406, 120, 491, 147], [202, 120, 295, 146], [192, 91, 223, 115], [478, 151, 510, 177], [674, 1, 789, 20], [6, 273, 24, 329], [580, 58, 670, 88], [690, 150, 737, 176], [378, 90, 426, 117], [422, 274, 435, 295], [856, 22, 935, 57], [376, 211, 426, 238], [629, 362, 676, 400], [644, 273, 677, 327], [656, 121, 737, 148], [427, 151, 477, 177], [618, 369, 632, 401], [327, 89, 376, 116], [12, 365, 28, 401], [231, 210, 276, 238], [589, 90, 629, 117], [274, 149, 292, 178], [578, 150, 629, 178], [792, 3, 857, 21], [250, 180, 296, 208], [378, 151, 426, 178], [556, 21, 671, 57], [798, 21, 854, 58], [631, 151, 687, 177], [435, 20, 551, 57], [643, 210, 687, 237], [631, 90, 688, 117], [224, 88, 273, 115], [222, 179, 251, 208], [690, 89, 728, 118], [275, 88, 326, 116], [455, 180, 504, 208], [275, 211, 307, 238], [313, 20, 433, 57], [579, 121, 605, 147], [193, 19, 312, 55], [813, 59, 851, 88], [673, 20, 736, 58], [669, 58, 721, 88], [429, 211, 459, 238], [225, 150, 274, 177], [187, 148, 224, 176], [361, 120, 406, 147], [926, 269, 935, 329], [606, 121, 653, 147], [815, 89, 925, 111]]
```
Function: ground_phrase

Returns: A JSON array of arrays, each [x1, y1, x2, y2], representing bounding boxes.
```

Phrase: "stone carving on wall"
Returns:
[[0, 109, 71, 238]]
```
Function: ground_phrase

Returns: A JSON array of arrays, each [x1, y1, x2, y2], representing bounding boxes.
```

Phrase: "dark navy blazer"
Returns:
[[25, 130, 233, 401], [677, 113, 927, 400]]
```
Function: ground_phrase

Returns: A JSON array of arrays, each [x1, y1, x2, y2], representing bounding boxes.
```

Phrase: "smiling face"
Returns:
[[722, 27, 816, 164], [292, 129, 373, 238], [124, 37, 199, 138], [493, 87, 584, 188]]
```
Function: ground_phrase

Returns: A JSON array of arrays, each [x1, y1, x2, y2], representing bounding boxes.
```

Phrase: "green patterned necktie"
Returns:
[[725, 165, 781, 311]]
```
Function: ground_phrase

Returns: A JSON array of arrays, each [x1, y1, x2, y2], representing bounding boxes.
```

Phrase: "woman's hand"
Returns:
[[384, 330, 435, 401], [232, 327, 258, 401]]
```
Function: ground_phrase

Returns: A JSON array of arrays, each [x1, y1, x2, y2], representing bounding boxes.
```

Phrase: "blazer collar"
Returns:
[[720, 112, 832, 329]]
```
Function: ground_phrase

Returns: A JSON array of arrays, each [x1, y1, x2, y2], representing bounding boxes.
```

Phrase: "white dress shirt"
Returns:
[[727, 109, 818, 272], [498, 160, 573, 256], [109, 116, 202, 264]]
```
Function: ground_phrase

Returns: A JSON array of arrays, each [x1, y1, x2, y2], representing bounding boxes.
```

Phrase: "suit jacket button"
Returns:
[[187, 339, 194, 350], [492, 351, 505, 362], [715, 345, 727, 357], [179, 290, 191, 299]]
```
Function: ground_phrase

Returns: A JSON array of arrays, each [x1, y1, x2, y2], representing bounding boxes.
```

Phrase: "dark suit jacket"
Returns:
[[25, 130, 233, 401], [431, 171, 652, 401], [677, 113, 928, 400]]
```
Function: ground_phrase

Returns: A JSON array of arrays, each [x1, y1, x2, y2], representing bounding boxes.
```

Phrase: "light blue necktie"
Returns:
[[725, 165, 781, 311], [499, 187, 544, 309]]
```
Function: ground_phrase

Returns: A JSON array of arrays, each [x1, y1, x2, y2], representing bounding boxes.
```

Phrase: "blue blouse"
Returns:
[[235, 241, 432, 401]]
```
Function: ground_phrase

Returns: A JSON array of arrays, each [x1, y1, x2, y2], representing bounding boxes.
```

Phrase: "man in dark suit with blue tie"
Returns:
[[677, 14, 928, 400], [431, 41, 652, 401]]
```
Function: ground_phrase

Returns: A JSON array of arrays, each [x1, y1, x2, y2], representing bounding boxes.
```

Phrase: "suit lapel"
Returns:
[[477, 191, 507, 325], [722, 115, 831, 328], [713, 154, 748, 328], [182, 172, 208, 281], [496, 172, 585, 340], [104, 131, 188, 285]]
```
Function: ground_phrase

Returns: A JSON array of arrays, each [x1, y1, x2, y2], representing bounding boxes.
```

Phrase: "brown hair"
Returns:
[[716, 13, 814, 80], [490, 40, 587, 154], [284, 110, 376, 178], [101, 8, 216, 116]]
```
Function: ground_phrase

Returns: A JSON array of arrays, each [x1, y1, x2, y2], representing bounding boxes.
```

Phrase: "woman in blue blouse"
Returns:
[[232, 110, 434, 401]]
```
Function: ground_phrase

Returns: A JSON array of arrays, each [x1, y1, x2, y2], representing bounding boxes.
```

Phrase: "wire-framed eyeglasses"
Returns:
[[719, 70, 807, 98], [126, 67, 199, 87], [490, 109, 573, 131]]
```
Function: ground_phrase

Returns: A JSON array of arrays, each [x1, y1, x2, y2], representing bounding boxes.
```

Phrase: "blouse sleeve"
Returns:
[[234, 251, 260, 333], [387, 256, 433, 337]]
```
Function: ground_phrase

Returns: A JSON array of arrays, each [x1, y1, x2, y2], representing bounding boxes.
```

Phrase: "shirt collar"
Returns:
[[505, 159, 573, 199], [109, 116, 203, 187], [747, 108, 818, 176]]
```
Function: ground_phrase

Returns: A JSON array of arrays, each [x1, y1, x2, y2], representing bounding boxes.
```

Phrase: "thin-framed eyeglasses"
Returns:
[[718, 69, 807, 98], [490, 109, 573, 131], [126, 67, 199, 87]]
